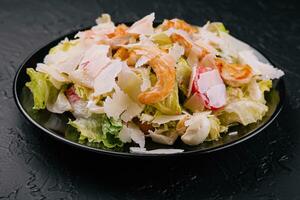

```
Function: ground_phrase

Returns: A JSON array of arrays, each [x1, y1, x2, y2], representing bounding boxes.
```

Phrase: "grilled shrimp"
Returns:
[[97, 24, 133, 48], [215, 58, 253, 87], [162, 19, 197, 34], [126, 51, 140, 66], [113, 47, 129, 60], [170, 34, 192, 55], [170, 33, 208, 59], [107, 24, 128, 38], [137, 54, 176, 104]]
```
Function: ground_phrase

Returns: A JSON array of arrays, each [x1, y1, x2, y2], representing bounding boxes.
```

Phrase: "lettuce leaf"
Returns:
[[176, 57, 192, 95], [68, 114, 124, 148], [206, 115, 221, 141], [206, 22, 229, 34], [151, 33, 172, 46], [259, 80, 272, 92], [153, 83, 182, 115], [49, 39, 78, 54], [74, 84, 92, 101], [226, 86, 244, 103], [246, 79, 272, 104], [143, 105, 157, 115], [219, 100, 268, 126], [101, 115, 124, 147], [26, 68, 58, 110]]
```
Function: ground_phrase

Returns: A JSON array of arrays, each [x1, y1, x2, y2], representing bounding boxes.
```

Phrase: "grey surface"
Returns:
[[1, 0, 300, 199]]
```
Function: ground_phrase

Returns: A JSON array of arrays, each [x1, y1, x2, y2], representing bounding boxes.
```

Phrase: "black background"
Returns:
[[1, 0, 300, 199]]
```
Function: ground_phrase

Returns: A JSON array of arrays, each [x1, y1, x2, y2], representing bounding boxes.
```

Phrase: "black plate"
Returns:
[[13, 29, 285, 158]]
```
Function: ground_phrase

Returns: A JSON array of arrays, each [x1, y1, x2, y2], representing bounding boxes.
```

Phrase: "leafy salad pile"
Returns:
[[26, 13, 284, 153]]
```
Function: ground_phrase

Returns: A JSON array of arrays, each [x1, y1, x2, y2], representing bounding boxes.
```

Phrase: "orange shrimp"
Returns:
[[170, 33, 208, 59], [97, 24, 133, 48], [170, 33, 192, 55], [126, 51, 140, 66], [113, 48, 139, 66], [113, 47, 129, 60], [162, 19, 198, 34], [137, 54, 176, 104], [107, 24, 128, 38], [215, 58, 253, 87]]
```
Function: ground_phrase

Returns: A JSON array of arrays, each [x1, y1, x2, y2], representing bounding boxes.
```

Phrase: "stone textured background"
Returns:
[[0, 0, 300, 199]]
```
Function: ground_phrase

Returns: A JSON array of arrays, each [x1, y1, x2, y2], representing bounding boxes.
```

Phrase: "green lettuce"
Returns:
[[74, 84, 92, 101], [151, 33, 172, 46], [176, 57, 192, 95], [206, 22, 229, 34], [26, 68, 58, 110], [246, 79, 272, 104], [226, 87, 244, 103], [143, 105, 157, 115], [206, 115, 221, 141], [219, 100, 268, 126], [153, 83, 182, 115], [259, 80, 272, 92], [49, 39, 78, 54], [206, 115, 228, 141], [68, 114, 124, 148]]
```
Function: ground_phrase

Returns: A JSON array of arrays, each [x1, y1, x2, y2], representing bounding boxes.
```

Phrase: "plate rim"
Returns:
[[13, 28, 286, 158]]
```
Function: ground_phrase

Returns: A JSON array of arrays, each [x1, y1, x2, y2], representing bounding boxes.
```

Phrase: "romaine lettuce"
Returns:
[[26, 68, 58, 110], [151, 33, 172, 46], [49, 39, 78, 54], [68, 114, 123, 148], [219, 100, 268, 126], [176, 57, 192, 95], [246, 79, 272, 104], [153, 83, 182, 115], [74, 84, 92, 101], [206, 22, 229, 34], [259, 80, 272, 92], [206, 115, 221, 141], [226, 86, 244, 103]]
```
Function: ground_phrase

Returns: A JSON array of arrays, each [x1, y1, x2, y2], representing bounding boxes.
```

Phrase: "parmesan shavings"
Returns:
[[127, 13, 155, 35], [103, 85, 143, 122], [119, 123, 145, 148], [152, 114, 186, 125], [130, 147, 184, 154], [94, 60, 123, 95]]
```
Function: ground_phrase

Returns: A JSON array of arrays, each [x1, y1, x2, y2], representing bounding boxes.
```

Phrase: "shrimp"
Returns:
[[137, 54, 176, 104], [162, 19, 197, 34], [170, 33, 208, 58], [107, 24, 128, 38], [126, 51, 140, 66], [215, 58, 253, 87], [80, 24, 128, 39], [113, 47, 129, 60], [97, 24, 134, 49], [170, 34, 192, 55]]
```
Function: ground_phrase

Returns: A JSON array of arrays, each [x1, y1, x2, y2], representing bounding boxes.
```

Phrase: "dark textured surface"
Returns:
[[1, 0, 300, 199]]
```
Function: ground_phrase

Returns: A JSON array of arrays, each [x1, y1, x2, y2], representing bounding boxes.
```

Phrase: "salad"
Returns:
[[25, 13, 284, 153]]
